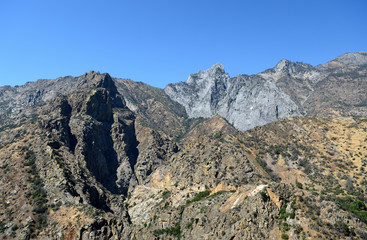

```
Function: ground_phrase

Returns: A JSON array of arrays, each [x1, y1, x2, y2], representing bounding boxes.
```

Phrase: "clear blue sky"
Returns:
[[0, 0, 366, 88]]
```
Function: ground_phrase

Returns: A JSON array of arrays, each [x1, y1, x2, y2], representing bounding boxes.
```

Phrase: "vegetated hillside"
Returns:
[[1, 106, 367, 239], [0, 52, 366, 239], [302, 63, 367, 118]]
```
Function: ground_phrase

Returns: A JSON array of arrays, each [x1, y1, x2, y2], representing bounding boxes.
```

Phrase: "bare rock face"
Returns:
[[40, 71, 139, 202], [165, 64, 300, 131], [165, 63, 230, 119]]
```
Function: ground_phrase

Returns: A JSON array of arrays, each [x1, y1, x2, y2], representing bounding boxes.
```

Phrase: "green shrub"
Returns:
[[281, 233, 289, 239], [162, 190, 171, 200], [283, 222, 290, 231], [208, 190, 229, 199], [24, 150, 36, 166], [153, 223, 181, 239], [334, 221, 352, 236], [336, 196, 367, 224], [185, 218, 194, 229], [279, 205, 287, 219], [186, 190, 211, 205]]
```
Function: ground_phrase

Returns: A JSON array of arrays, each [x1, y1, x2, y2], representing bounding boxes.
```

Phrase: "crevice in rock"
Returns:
[[55, 97, 78, 153], [82, 185, 112, 212], [83, 121, 120, 195], [68, 132, 77, 153], [123, 121, 139, 195]]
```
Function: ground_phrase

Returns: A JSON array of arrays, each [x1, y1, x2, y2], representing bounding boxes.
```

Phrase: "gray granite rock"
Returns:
[[165, 64, 300, 131]]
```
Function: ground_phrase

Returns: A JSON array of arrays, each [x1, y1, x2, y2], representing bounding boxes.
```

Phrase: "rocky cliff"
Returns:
[[165, 63, 300, 131]]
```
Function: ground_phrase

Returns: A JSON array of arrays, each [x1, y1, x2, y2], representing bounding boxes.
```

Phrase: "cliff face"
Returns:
[[164, 64, 300, 131]]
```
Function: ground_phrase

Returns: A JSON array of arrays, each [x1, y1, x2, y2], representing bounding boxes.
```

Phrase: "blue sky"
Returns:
[[0, 0, 366, 88]]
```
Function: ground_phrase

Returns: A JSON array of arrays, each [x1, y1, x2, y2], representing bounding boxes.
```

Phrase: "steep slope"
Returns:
[[266, 52, 367, 118], [113, 78, 187, 137], [259, 59, 327, 114], [122, 116, 367, 240], [304, 63, 367, 117], [0, 72, 182, 239], [2, 110, 367, 239]]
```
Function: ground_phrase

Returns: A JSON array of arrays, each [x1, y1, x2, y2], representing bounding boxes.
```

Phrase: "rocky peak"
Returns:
[[78, 71, 118, 94], [164, 64, 231, 120], [333, 52, 367, 66], [208, 63, 225, 73], [274, 59, 291, 72], [76, 71, 125, 109], [186, 63, 228, 85], [272, 59, 315, 75]]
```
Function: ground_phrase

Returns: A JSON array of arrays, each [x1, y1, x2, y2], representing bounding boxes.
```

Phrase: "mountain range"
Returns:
[[0, 52, 366, 239]]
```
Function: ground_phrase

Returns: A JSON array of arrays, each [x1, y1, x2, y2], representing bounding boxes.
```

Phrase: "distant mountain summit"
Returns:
[[164, 52, 367, 130], [333, 51, 367, 66], [165, 63, 299, 131]]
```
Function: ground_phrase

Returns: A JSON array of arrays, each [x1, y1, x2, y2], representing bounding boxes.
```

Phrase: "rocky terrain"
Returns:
[[0, 52, 366, 239]]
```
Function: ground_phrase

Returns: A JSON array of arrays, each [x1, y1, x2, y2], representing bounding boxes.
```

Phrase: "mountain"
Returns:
[[165, 63, 300, 131], [0, 52, 366, 239], [165, 52, 367, 130]]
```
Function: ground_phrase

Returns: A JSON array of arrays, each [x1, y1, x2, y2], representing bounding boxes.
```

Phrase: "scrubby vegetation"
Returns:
[[185, 190, 211, 205], [24, 150, 49, 235], [336, 196, 367, 224], [153, 223, 181, 239]]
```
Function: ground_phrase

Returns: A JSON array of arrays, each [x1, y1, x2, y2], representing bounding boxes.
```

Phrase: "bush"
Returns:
[[24, 150, 36, 166], [281, 233, 289, 239], [162, 190, 171, 200], [185, 218, 194, 229], [153, 223, 181, 239], [186, 190, 211, 205], [283, 222, 290, 231], [294, 225, 303, 234], [334, 221, 352, 236], [336, 196, 367, 224], [24, 150, 49, 232]]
